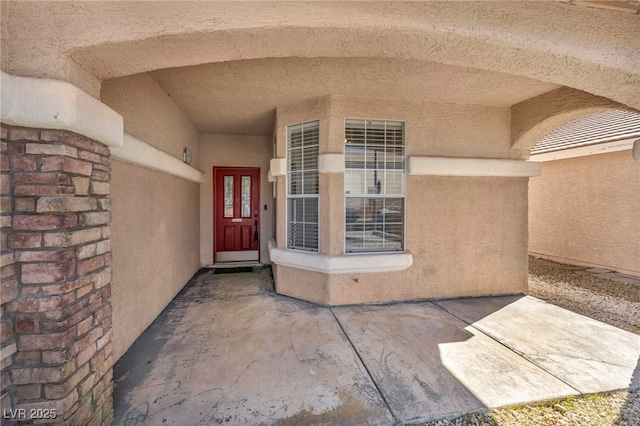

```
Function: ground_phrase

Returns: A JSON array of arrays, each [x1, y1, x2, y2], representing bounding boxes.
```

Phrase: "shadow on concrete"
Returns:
[[434, 294, 524, 324], [331, 302, 487, 423], [632, 357, 640, 391], [112, 271, 203, 425], [615, 356, 640, 424]]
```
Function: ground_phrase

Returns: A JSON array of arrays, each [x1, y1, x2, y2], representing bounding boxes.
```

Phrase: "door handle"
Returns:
[[253, 220, 259, 243]]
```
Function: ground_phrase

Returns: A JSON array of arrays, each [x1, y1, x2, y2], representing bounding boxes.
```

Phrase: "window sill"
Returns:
[[268, 239, 413, 274]]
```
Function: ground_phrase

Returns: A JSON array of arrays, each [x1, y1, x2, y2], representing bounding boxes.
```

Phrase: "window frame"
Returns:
[[286, 120, 320, 252], [343, 117, 407, 254]]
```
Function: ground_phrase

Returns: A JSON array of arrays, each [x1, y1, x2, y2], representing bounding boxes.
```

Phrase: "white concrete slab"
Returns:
[[114, 281, 393, 425], [436, 295, 640, 394], [333, 302, 577, 423]]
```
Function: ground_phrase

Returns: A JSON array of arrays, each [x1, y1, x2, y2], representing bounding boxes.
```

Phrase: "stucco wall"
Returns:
[[273, 96, 529, 304], [529, 151, 640, 275], [101, 73, 200, 165], [102, 72, 203, 359], [274, 176, 528, 304], [111, 160, 200, 360], [200, 134, 274, 265]]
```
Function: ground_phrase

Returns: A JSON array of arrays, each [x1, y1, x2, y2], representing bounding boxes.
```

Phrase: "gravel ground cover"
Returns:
[[416, 256, 640, 426], [528, 257, 640, 335], [420, 390, 639, 426]]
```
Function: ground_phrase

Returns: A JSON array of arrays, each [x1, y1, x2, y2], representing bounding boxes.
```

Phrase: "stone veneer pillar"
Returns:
[[1, 126, 113, 425]]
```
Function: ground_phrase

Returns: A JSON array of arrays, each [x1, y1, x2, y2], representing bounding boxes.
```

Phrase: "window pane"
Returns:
[[303, 223, 319, 250], [289, 148, 303, 172], [386, 122, 404, 146], [344, 169, 366, 195], [366, 122, 386, 145], [345, 197, 365, 224], [287, 197, 318, 251], [302, 170, 319, 194], [241, 176, 251, 217], [288, 171, 301, 195], [345, 197, 404, 252], [303, 144, 319, 169], [303, 198, 319, 223], [345, 223, 365, 251], [224, 176, 234, 218], [288, 222, 305, 248], [384, 170, 404, 194], [302, 122, 319, 147], [288, 124, 303, 149], [288, 198, 318, 224]]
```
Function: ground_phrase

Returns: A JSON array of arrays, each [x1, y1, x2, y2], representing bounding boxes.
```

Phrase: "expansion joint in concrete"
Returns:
[[329, 308, 398, 423]]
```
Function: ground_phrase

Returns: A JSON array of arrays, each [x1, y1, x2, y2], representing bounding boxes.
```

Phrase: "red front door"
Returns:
[[214, 167, 260, 262]]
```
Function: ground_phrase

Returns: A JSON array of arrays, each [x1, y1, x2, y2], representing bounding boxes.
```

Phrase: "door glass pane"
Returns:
[[224, 176, 234, 218], [241, 176, 251, 218]]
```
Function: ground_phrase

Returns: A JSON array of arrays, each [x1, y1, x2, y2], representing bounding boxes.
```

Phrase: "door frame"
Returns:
[[213, 166, 261, 264]]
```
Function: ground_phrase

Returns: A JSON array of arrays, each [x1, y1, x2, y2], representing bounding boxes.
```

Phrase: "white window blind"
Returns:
[[345, 119, 405, 253], [287, 121, 319, 251]]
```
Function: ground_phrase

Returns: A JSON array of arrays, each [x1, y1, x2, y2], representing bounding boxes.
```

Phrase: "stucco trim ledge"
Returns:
[[0, 71, 123, 147], [270, 158, 287, 176], [408, 156, 541, 177], [319, 153, 345, 173], [268, 239, 413, 274], [110, 134, 205, 183]]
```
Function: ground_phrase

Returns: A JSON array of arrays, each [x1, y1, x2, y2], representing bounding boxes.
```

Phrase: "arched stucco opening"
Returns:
[[510, 87, 639, 157], [526, 108, 640, 276]]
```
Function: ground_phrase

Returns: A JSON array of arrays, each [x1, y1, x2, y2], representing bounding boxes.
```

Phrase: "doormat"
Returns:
[[213, 266, 257, 274]]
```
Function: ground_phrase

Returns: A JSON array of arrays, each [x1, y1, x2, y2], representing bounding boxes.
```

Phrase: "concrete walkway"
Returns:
[[573, 266, 640, 286], [113, 268, 640, 425]]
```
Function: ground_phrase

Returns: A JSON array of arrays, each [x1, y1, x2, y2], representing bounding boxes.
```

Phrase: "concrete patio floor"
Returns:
[[113, 268, 640, 425]]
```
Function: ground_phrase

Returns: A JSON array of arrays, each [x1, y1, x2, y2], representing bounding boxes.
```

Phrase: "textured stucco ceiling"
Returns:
[[2, 0, 637, 137], [146, 57, 559, 135], [2, 1, 638, 111]]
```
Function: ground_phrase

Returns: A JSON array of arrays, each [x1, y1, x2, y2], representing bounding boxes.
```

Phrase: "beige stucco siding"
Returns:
[[404, 176, 529, 299], [273, 95, 529, 304], [111, 160, 200, 360], [103, 72, 203, 361], [199, 134, 274, 265], [101, 73, 200, 164], [274, 176, 528, 304], [328, 96, 515, 159], [529, 151, 640, 275]]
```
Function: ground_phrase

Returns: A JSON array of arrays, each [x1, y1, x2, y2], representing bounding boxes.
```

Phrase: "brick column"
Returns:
[[1, 128, 19, 419], [1, 126, 113, 425]]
